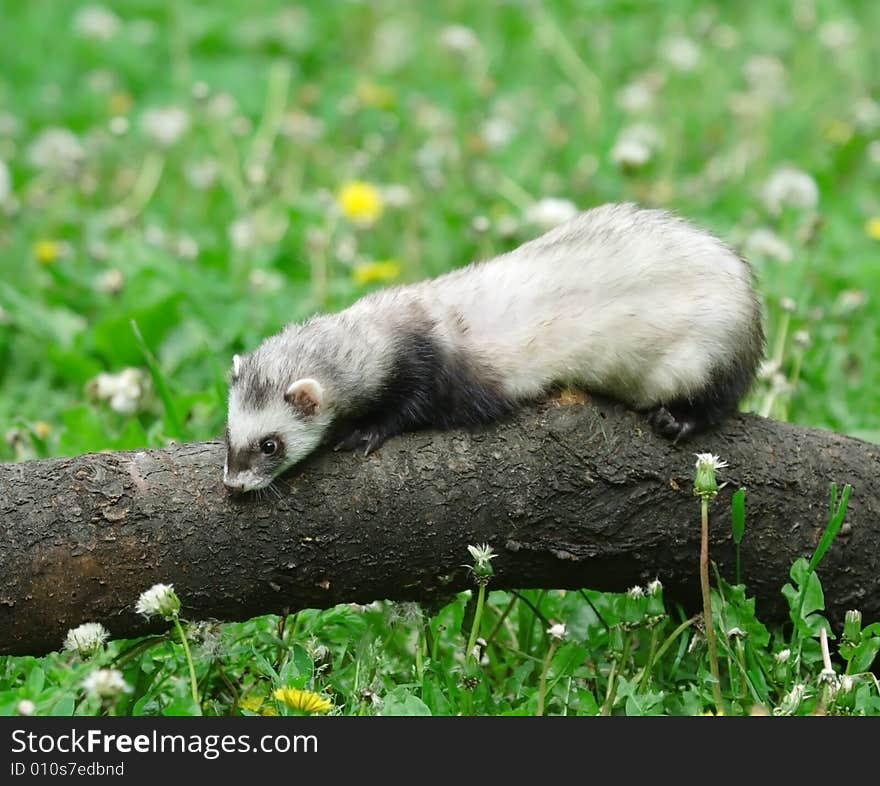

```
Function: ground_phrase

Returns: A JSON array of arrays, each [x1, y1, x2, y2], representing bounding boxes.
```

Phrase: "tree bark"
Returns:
[[1, 396, 878, 656]]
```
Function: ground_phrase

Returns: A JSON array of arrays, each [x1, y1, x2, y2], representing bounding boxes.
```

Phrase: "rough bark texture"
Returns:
[[1, 396, 878, 656]]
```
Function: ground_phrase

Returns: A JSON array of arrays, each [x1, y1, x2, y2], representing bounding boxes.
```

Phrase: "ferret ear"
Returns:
[[232, 354, 242, 380], [285, 378, 324, 417]]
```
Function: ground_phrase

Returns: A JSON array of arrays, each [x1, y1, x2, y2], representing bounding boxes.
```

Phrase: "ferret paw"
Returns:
[[333, 428, 387, 456], [648, 406, 697, 445]]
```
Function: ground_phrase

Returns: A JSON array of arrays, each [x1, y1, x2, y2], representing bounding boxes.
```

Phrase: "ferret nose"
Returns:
[[223, 474, 245, 493]]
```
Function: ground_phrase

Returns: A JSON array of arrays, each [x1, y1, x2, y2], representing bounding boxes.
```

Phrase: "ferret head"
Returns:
[[224, 353, 331, 493]]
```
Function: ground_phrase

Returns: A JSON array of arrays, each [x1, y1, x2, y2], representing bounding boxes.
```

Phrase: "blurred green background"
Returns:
[[1, 0, 879, 459]]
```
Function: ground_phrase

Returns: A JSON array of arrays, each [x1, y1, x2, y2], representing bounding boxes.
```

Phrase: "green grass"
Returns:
[[1, 0, 879, 716]]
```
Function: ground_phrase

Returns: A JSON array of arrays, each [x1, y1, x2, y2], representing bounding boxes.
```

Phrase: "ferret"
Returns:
[[224, 202, 763, 492]]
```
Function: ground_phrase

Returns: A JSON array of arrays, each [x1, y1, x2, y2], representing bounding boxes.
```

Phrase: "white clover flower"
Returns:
[[89, 368, 146, 414], [780, 296, 797, 313], [743, 55, 787, 104], [185, 159, 219, 190], [95, 269, 125, 295], [852, 97, 880, 132], [611, 138, 651, 169], [108, 116, 129, 135], [818, 19, 857, 50], [761, 165, 819, 214], [381, 183, 413, 208], [17, 699, 36, 716], [228, 216, 256, 251], [647, 578, 663, 595], [627, 585, 645, 599], [0, 159, 10, 204], [175, 235, 199, 260], [471, 215, 490, 233], [611, 123, 662, 170], [775, 648, 791, 663], [64, 622, 110, 656], [525, 198, 578, 231], [659, 34, 701, 72], [27, 127, 85, 174], [73, 5, 121, 41], [743, 228, 793, 263], [792, 329, 811, 348], [248, 269, 283, 294], [480, 116, 514, 149], [140, 106, 189, 148], [547, 623, 567, 640], [836, 289, 868, 312], [207, 92, 237, 118], [281, 111, 325, 142], [82, 668, 132, 699], [136, 583, 181, 619], [439, 24, 480, 54], [615, 80, 654, 113]]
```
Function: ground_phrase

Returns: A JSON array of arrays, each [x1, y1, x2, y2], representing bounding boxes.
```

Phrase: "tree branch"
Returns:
[[1, 396, 877, 656]]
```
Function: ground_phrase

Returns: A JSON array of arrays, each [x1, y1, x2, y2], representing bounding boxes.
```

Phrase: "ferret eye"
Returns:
[[259, 438, 278, 456]]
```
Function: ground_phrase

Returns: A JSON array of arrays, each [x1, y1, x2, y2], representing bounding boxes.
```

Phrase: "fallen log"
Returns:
[[1, 396, 878, 656]]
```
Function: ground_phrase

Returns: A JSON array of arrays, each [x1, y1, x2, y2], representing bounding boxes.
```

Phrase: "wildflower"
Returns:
[[774, 683, 806, 715], [17, 699, 35, 716], [249, 269, 283, 294], [353, 260, 401, 286], [775, 648, 791, 664], [471, 215, 490, 233], [337, 180, 383, 226], [779, 297, 797, 313], [96, 268, 125, 294], [207, 92, 237, 119], [82, 669, 132, 699], [792, 330, 811, 348], [274, 688, 333, 714], [185, 159, 219, 190], [0, 159, 10, 204], [525, 198, 578, 231], [89, 368, 146, 414], [852, 97, 880, 132], [439, 24, 480, 54], [108, 116, 129, 135], [480, 116, 514, 149], [646, 578, 663, 595], [546, 623, 567, 640], [818, 19, 857, 51], [693, 453, 728, 498], [281, 111, 324, 142], [836, 289, 868, 312], [467, 543, 497, 581], [32, 240, 60, 265], [743, 55, 787, 104], [743, 228, 793, 264], [140, 106, 189, 148], [866, 218, 880, 241], [27, 127, 85, 173], [626, 585, 645, 599], [135, 583, 181, 620], [239, 694, 278, 715], [355, 80, 395, 110], [64, 622, 109, 656], [843, 609, 862, 643], [381, 183, 413, 207], [73, 5, 120, 40], [761, 166, 819, 214], [611, 124, 661, 170], [659, 35, 701, 72], [615, 80, 654, 113]]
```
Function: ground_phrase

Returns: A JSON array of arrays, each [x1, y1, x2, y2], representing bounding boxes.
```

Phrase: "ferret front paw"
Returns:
[[333, 428, 387, 456]]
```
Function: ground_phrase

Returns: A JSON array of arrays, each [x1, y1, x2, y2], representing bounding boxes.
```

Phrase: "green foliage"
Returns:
[[1, 0, 879, 715]]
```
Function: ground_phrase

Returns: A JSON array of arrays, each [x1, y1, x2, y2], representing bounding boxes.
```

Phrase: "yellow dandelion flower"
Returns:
[[33, 240, 60, 265], [353, 259, 401, 286], [239, 695, 264, 713], [866, 217, 880, 240], [355, 80, 395, 110], [823, 119, 853, 145], [33, 421, 52, 439], [108, 91, 133, 115], [273, 687, 333, 714], [337, 180, 383, 225]]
